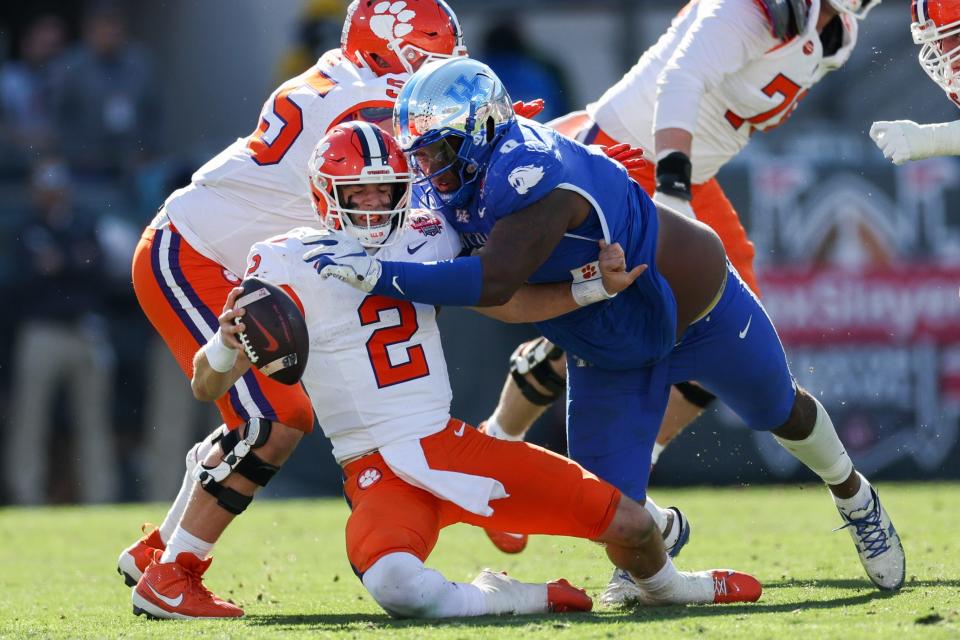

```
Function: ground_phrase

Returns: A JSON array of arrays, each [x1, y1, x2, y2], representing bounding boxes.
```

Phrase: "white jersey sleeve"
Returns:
[[242, 215, 461, 464], [653, 0, 771, 134], [164, 50, 406, 276]]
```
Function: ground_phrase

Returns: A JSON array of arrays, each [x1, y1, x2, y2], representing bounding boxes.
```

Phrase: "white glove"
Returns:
[[869, 119, 960, 165], [302, 230, 382, 293], [652, 190, 696, 219]]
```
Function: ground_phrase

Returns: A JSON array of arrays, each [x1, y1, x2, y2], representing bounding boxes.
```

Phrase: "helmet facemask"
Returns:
[[914, 10, 960, 97]]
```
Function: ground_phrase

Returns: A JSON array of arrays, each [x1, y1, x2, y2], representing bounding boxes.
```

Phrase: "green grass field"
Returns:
[[1, 483, 957, 639]]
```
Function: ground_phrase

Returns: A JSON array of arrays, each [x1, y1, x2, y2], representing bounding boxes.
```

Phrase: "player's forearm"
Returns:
[[655, 128, 693, 158], [372, 256, 487, 306], [473, 282, 578, 323], [191, 344, 251, 402]]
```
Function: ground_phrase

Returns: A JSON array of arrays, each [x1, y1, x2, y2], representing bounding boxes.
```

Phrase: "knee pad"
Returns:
[[185, 427, 221, 476], [362, 552, 446, 619], [191, 418, 280, 515], [674, 381, 716, 409], [509, 337, 566, 406]]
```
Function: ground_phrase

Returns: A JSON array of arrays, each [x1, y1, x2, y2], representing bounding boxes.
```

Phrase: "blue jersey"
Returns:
[[437, 119, 677, 370]]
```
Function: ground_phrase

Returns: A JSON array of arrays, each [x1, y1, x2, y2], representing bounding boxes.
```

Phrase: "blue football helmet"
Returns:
[[393, 57, 515, 210]]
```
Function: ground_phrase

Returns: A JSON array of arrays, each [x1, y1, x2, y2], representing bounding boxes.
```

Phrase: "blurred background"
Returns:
[[0, 0, 957, 505]]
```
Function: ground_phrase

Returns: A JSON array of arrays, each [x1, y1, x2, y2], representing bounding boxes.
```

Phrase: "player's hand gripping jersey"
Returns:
[[588, 0, 857, 183], [244, 212, 462, 464], [164, 50, 405, 276]]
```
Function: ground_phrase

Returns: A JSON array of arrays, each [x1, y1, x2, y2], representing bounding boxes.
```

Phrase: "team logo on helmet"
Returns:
[[358, 468, 382, 489], [370, 1, 416, 41]]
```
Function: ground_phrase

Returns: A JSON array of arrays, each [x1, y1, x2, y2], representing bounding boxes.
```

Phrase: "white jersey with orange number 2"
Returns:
[[164, 49, 406, 276], [244, 211, 463, 464], [588, 0, 856, 183]]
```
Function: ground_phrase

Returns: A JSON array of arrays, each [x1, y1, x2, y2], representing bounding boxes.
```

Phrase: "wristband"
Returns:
[[205, 330, 239, 372], [572, 278, 617, 307], [655, 150, 693, 201]]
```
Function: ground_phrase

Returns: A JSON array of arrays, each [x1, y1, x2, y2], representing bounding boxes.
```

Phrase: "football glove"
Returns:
[[867, 120, 960, 166], [302, 231, 382, 293], [512, 99, 545, 119], [600, 142, 647, 171]]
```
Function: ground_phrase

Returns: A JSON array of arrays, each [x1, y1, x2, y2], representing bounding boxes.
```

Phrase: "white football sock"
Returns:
[[833, 472, 873, 513], [483, 416, 525, 442], [650, 441, 666, 465], [632, 557, 714, 605], [158, 430, 219, 543], [773, 397, 853, 486], [363, 553, 487, 618], [643, 496, 669, 534], [160, 526, 215, 564]]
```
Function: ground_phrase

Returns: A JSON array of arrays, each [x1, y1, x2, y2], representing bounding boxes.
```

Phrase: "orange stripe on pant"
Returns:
[[131, 225, 314, 432], [554, 114, 761, 296], [342, 419, 621, 575]]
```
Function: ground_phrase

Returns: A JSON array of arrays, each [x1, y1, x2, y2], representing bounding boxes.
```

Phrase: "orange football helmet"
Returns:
[[340, 0, 467, 76], [308, 122, 411, 247], [913, 0, 960, 98]]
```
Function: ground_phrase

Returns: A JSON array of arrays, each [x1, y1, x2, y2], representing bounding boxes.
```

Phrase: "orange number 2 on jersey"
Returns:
[[358, 295, 430, 388], [247, 69, 338, 166], [724, 74, 808, 132]]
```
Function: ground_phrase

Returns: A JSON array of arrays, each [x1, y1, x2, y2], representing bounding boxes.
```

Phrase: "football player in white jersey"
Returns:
[[477, 0, 886, 587], [131, 123, 763, 620], [120, 0, 469, 617], [870, 0, 960, 162]]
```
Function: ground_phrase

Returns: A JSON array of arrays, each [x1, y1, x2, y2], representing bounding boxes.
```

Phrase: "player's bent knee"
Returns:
[[192, 418, 282, 515], [509, 337, 566, 406], [598, 496, 658, 548], [363, 553, 445, 619]]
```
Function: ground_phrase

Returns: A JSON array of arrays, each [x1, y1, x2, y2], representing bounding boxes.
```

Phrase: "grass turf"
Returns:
[[0, 482, 957, 639]]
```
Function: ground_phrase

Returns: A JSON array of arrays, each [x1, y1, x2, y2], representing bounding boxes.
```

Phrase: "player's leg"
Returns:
[[428, 417, 760, 607], [127, 225, 314, 616], [678, 266, 905, 591], [342, 455, 588, 618]]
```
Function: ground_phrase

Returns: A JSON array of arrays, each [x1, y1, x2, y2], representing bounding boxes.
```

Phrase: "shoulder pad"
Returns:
[[754, 0, 809, 41]]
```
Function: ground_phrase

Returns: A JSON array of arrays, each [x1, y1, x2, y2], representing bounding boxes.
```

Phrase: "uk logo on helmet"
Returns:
[[358, 468, 382, 489], [370, 1, 416, 42]]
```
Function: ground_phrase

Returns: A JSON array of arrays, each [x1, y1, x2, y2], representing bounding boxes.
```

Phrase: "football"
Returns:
[[233, 277, 309, 385]]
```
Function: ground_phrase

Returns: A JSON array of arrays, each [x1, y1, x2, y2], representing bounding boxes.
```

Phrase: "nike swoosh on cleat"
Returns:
[[148, 584, 184, 608], [250, 316, 280, 352], [392, 276, 405, 295], [738, 315, 752, 339], [407, 241, 428, 255]]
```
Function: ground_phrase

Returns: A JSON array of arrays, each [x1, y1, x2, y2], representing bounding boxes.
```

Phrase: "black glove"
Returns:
[[655, 151, 693, 201]]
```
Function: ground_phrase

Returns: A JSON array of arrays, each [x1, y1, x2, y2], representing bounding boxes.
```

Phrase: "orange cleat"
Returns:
[[484, 528, 529, 554], [711, 570, 762, 604], [547, 578, 593, 612], [132, 551, 244, 619], [117, 524, 165, 587]]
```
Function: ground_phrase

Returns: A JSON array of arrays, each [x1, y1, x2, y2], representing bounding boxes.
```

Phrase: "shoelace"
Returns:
[[714, 575, 728, 597], [614, 569, 637, 586], [835, 496, 891, 559]]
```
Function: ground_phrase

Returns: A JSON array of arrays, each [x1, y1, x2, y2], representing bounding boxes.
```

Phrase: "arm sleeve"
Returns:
[[653, 0, 773, 134]]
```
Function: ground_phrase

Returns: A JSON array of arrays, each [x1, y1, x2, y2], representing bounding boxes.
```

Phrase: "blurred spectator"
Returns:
[[0, 14, 66, 164], [51, 2, 161, 178], [276, 0, 346, 82], [480, 21, 572, 122], [4, 158, 117, 504]]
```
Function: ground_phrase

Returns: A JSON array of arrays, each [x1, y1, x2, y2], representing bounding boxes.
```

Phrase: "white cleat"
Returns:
[[599, 568, 645, 607], [471, 570, 592, 614], [835, 484, 906, 591]]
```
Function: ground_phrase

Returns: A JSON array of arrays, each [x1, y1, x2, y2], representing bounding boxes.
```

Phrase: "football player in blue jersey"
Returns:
[[305, 57, 906, 602]]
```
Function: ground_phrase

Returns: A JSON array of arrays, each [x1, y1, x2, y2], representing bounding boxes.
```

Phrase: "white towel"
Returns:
[[379, 438, 508, 517]]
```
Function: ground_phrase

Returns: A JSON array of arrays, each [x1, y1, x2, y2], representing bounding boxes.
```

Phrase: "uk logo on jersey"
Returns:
[[358, 468, 382, 489], [508, 165, 545, 195]]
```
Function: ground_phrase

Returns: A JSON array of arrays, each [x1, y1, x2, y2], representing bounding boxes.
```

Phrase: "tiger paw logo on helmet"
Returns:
[[370, 1, 416, 41], [358, 468, 382, 489]]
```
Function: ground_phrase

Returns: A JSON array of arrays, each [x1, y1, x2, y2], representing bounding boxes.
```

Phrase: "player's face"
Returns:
[[410, 138, 463, 194], [940, 33, 960, 72], [339, 183, 394, 226]]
